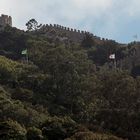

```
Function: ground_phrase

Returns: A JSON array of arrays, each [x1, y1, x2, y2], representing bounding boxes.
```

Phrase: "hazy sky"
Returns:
[[0, 0, 140, 43]]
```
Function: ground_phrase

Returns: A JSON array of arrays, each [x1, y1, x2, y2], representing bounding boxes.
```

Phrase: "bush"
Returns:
[[65, 132, 124, 140], [0, 56, 17, 82], [12, 88, 33, 102], [27, 127, 43, 140], [42, 116, 77, 140], [0, 120, 26, 140]]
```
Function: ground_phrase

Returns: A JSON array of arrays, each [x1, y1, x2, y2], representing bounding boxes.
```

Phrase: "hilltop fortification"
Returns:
[[0, 14, 12, 27], [39, 24, 91, 43], [39, 24, 114, 44]]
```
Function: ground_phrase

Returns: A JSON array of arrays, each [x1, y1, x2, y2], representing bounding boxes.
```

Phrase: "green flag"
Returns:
[[21, 49, 27, 55]]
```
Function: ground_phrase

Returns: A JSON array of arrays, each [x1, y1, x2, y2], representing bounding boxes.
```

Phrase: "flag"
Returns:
[[109, 54, 115, 59], [21, 49, 27, 55]]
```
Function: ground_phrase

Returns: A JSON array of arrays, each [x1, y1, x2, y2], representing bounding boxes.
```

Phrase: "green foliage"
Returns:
[[81, 34, 95, 48], [0, 25, 140, 140], [27, 127, 43, 140], [131, 65, 140, 77], [12, 88, 33, 101], [66, 132, 124, 140], [42, 116, 77, 140], [0, 56, 17, 82], [26, 19, 42, 31], [0, 55, 38, 83], [0, 120, 26, 140], [0, 26, 28, 59], [0, 85, 47, 127]]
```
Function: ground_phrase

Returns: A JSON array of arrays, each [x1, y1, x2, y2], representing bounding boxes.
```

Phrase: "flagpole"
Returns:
[[114, 59, 116, 69], [26, 49, 29, 64], [109, 53, 116, 69], [21, 49, 28, 64]]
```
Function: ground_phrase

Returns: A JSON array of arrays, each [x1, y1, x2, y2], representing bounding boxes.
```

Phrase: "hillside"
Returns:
[[0, 25, 140, 140]]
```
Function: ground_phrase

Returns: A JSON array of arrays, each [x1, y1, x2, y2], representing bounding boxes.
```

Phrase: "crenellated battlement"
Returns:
[[39, 23, 115, 43], [39, 23, 96, 43], [0, 14, 12, 27], [41, 23, 93, 35]]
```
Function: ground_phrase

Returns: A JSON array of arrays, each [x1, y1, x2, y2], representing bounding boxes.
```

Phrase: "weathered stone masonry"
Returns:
[[0, 14, 12, 27]]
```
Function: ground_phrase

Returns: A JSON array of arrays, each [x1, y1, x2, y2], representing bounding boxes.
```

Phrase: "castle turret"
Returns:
[[0, 14, 12, 27]]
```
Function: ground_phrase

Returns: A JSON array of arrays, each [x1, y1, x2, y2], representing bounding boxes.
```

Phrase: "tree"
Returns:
[[131, 65, 140, 77], [42, 116, 77, 140], [0, 56, 17, 83], [0, 120, 26, 140], [81, 33, 94, 48], [27, 127, 43, 140], [65, 131, 124, 140], [26, 19, 42, 31]]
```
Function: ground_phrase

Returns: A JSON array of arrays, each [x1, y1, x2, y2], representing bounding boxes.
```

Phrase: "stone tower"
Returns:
[[0, 14, 12, 27]]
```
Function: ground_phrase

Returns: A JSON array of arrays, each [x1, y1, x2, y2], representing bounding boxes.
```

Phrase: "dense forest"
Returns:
[[0, 22, 140, 140]]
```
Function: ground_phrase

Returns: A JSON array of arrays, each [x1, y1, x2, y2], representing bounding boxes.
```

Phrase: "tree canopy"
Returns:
[[0, 24, 139, 140]]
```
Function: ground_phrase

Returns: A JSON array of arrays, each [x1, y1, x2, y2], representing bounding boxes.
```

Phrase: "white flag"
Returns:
[[109, 54, 115, 59]]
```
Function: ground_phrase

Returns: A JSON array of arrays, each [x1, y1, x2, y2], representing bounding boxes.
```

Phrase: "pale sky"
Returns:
[[0, 0, 140, 43]]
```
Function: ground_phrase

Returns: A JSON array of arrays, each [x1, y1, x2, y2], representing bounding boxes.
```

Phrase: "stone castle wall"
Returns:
[[0, 14, 12, 27], [39, 24, 92, 43], [39, 23, 115, 43]]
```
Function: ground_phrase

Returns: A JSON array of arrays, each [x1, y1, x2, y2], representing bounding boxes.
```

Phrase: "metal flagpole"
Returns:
[[109, 54, 116, 69], [26, 49, 29, 64], [114, 59, 116, 69]]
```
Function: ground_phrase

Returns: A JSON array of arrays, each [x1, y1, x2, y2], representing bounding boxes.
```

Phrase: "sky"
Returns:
[[0, 0, 140, 43]]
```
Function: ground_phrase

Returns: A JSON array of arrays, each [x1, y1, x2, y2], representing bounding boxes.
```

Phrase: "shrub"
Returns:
[[0, 120, 26, 140], [65, 132, 124, 140], [27, 127, 43, 140]]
